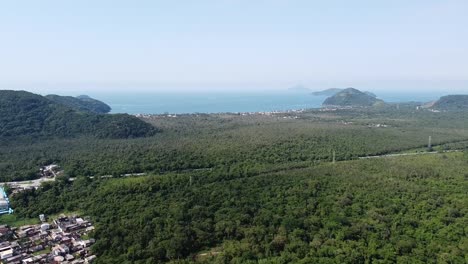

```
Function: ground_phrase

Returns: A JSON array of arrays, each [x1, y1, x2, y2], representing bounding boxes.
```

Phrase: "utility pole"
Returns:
[[332, 150, 336, 164], [428, 136, 432, 151]]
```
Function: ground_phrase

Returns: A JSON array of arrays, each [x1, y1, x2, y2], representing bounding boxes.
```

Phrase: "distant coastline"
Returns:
[[86, 91, 452, 115]]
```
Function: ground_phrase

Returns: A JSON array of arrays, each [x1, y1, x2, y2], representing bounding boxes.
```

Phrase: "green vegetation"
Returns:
[[10, 153, 468, 263], [46, 94, 111, 114], [32, 248, 52, 256], [0, 214, 40, 227], [322, 88, 383, 107], [2, 106, 468, 182], [431, 95, 468, 110], [2, 99, 468, 263], [0, 90, 156, 141]]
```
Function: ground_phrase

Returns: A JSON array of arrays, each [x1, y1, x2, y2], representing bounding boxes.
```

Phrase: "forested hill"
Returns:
[[0, 90, 156, 139], [323, 88, 384, 107], [313, 88, 376, 98], [431, 95, 468, 110], [46, 94, 111, 113]]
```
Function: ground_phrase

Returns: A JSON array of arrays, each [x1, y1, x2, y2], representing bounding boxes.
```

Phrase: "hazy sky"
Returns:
[[1, 0, 467, 93]]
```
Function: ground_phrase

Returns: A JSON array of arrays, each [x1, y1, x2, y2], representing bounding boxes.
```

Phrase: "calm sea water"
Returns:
[[89, 91, 451, 114]]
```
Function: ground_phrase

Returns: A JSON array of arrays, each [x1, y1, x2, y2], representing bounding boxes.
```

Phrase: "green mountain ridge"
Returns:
[[431, 95, 468, 110], [0, 90, 156, 139], [46, 94, 111, 114]]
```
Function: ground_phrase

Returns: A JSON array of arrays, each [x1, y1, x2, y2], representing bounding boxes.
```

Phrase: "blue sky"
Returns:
[[0, 0, 467, 93]]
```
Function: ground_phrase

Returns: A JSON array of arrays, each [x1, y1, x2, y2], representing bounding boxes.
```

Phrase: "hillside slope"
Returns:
[[46, 94, 111, 113], [0, 90, 156, 139], [431, 95, 468, 110]]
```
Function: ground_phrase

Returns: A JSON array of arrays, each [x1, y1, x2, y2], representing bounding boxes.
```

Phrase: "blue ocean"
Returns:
[[88, 90, 452, 115]]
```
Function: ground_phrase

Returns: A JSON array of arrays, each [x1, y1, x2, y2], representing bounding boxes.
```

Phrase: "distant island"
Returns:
[[322, 88, 384, 107]]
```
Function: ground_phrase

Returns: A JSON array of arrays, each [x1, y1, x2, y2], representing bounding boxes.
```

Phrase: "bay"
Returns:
[[87, 90, 451, 114]]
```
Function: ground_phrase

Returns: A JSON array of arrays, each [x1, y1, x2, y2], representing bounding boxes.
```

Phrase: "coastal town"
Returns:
[[0, 214, 96, 264], [1, 164, 98, 263]]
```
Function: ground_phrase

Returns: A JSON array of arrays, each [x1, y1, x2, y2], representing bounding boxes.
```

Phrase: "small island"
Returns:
[[322, 88, 384, 107], [312, 87, 376, 98]]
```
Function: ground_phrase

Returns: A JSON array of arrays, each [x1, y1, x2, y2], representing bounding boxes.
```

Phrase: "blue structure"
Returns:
[[0, 186, 13, 215]]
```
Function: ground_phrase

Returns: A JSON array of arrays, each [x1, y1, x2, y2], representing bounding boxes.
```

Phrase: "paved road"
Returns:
[[359, 150, 461, 159], [1, 177, 56, 189]]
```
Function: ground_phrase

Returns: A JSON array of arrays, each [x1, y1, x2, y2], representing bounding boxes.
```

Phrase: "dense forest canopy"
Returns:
[[1, 95, 468, 263], [0, 90, 156, 142], [46, 94, 112, 114], [2, 105, 468, 182], [9, 153, 468, 263]]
